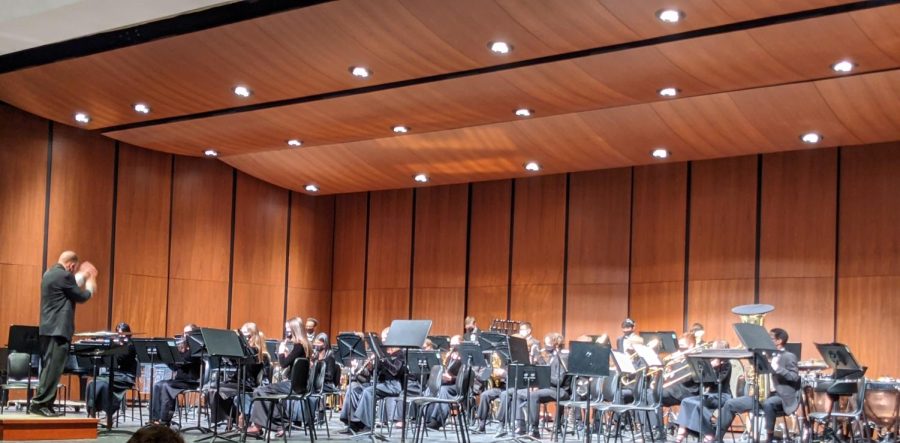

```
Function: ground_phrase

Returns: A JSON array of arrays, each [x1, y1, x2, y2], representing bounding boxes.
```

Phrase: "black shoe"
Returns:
[[28, 404, 58, 417], [494, 428, 509, 438], [427, 419, 442, 430], [531, 429, 541, 439]]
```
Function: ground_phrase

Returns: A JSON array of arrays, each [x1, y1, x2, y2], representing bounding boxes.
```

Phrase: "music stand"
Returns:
[[638, 331, 679, 354], [631, 343, 663, 367], [508, 336, 530, 365], [7, 325, 40, 413], [479, 332, 511, 361], [567, 342, 611, 443], [337, 334, 367, 367], [383, 320, 432, 443], [785, 343, 802, 360], [815, 342, 865, 396], [196, 329, 244, 443], [685, 354, 725, 441], [133, 339, 174, 428], [733, 323, 778, 443], [179, 331, 210, 435], [426, 335, 450, 351], [457, 343, 487, 367]]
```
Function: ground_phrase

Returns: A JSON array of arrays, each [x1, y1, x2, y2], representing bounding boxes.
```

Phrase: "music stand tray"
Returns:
[[457, 343, 487, 367], [508, 336, 530, 365], [508, 364, 552, 390], [815, 342, 864, 379], [337, 333, 367, 366], [406, 350, 441, 376], [383, 320, 432, 348], [426, 335, 450, 351]]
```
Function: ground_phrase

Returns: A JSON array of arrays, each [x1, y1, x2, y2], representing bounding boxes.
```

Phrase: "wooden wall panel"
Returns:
[[46, 124, 115, 332], [510, 175, 566, 338], [411, 185, 468, 336], [0, 104, 46, 345], [331, 193, 368, 333], [111, 144, 171, 337], [759, 149, 837, 358], [466, 180, 512, 328], [230, 172, 289, 336], [629, 163, 687, 333], [838, 143, 900, 377], [565, 168, 631, 340], [365, 189, 413, 331], [166, 157, 233, 334], [286, 193, 334, 337], [687, 156, 758, 343]]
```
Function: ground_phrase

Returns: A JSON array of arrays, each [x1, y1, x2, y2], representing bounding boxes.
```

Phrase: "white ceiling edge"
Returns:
[[0, 0, 236, 56]]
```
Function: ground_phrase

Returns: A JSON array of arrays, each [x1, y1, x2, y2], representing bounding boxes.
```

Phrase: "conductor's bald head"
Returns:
[[58, 251, 79, 273]]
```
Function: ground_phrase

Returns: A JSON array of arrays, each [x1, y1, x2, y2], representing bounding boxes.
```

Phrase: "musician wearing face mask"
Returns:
[[422, 335, 463, 430], [246, 317, 311, 437], [306, 317, 327, 344], [206, 322, 271, 427], [617, 318, 637, 352], [310, 334, 340, 424], [150, 324, 202, 426], [715, 328, 800, 443], [495, 332, 563, 439], [518, 322, 541, 363], [524, 333, 570, 439], [673, 341, 732, 443], [340, 327, 406, 433], [464, 316, 480, 342], [85, 322, 137, 418]]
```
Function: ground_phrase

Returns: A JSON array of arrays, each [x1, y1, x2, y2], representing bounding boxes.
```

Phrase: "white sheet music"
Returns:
[[632, 343, 663, 367], [612, 350, 637, 374]]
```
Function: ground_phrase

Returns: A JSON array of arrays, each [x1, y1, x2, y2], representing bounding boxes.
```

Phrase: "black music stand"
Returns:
[[426, 336, 450, 351], [7, 325, 40, 413], [479, 332, 512, 362], [180, 330, 210, 435], [685, 355, 721, 441], [733, 323, 777, 443], [566, 341, 611, 443], [134, 339, 176, 428], [406, 350, 441, 388], [383, 320, 432, 443], [638, 331, 679, 354], [496, 335, 542, 442], [815, 342, 865, 395], [337, 333, 367, 366], [196, 328, 245, 443]]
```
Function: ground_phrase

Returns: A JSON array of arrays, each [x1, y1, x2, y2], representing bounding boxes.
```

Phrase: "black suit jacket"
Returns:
[[39, 263, 92, 340], [771, 350, 802, 414]]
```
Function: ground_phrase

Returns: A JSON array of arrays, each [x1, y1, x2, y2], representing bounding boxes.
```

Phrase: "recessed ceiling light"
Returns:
[[287, 139, 303, 147], [414, 173, 429, 183], [73, 112, 90, 124], [133, 103, 150, 114], [203, 149, 219, 158], [657, 9, 684, 23], [515, 108, 533, 117], [800, 132, 822, 144], [658, 87, 680, 98], [489, 41, 512, 55], [831, 60, 855, 73], [350, 66, 371, 78], [651, 148, 670, 159], [233, 85, 251, 97], [392, 125, 409, 134], [304, 184, 319, 193], [524, 161, 541, 172]]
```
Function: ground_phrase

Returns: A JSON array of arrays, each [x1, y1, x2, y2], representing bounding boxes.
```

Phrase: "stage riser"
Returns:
[[0, 417, 97, 441]]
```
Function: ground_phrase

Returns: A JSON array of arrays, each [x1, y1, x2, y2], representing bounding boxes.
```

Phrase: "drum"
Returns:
[[864, 380, 899, 431]]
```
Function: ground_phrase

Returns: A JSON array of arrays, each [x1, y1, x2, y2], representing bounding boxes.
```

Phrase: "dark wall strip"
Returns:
[[164, 155, 176, 333], [361, 192, 371, 331], [100, 0, 891, 133], [560, 174, 571, 337], [626, 167, 635, 316], [107, 142, 120, 329], [506, 180, 516, 321], [0, 0, 335, 74], [754, 155, 764, 303], [463, 183, 473, 318], [328, 197, 338, 332], [833, 147, 842, 340], [682, 162, 693, 332], [283, 191, 293, 324], [225, 168, 238, 329], [408, 189, 417, 319], [41, 121, 53, 272]]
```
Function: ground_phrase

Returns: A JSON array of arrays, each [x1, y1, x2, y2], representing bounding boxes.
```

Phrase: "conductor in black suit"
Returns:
[[31, 251, 97, 417]]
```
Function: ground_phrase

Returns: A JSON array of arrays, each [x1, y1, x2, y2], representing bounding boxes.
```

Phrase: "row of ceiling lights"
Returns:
[[70, 8, 851, 193]]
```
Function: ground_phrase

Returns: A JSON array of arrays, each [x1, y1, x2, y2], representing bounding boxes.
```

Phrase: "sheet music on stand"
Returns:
[[632, 343, 663, 367], [611, 350, 638, 374]]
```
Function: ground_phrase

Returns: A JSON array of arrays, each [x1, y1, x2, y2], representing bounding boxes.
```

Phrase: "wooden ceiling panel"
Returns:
[[221, 69, 900, 195], [849, 6, 900, 65], [0, 0, 859, 130]]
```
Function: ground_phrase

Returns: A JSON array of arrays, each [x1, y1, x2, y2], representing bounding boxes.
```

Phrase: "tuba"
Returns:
[[732, 304, 774, 402]]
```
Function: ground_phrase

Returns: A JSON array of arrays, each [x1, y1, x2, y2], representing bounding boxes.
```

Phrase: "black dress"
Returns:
[[86, 341, 138, 416]]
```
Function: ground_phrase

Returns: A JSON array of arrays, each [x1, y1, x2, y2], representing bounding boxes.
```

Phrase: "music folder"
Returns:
[[567, 341, 610, 378]]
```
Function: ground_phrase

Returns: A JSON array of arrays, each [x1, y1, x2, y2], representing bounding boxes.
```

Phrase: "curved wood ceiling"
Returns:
[[2, 0, 899, 195]]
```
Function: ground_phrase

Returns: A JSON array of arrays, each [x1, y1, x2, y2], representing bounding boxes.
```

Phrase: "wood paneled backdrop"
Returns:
[[2, 103, 899, 377]]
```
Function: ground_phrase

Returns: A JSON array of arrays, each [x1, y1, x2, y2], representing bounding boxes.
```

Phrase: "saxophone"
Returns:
[[486, 351, 504, 390]]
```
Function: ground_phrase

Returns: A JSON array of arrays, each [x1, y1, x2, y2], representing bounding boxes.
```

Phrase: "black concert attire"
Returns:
[[526, 350, 570, 432], [423, 353, 462, 428], [150, 345, 201, 424], [342, 349, 405, 430], [249, 343, 307, 430], [616, 332, 636, 352], [674, 361, 732, 435], [86, 339, 138, 416], [475, 365, 507, 430], [207, 349, 271, 422], [716, 350, 801, 440], [34, 264, 93, 410]]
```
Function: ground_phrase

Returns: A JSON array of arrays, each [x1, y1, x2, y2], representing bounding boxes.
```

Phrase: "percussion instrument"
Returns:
[[864, 379, 899, 435]]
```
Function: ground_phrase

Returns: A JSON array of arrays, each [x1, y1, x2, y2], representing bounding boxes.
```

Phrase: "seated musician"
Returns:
[[245, 317, 311, 436], [474, 350, 507, 433], [672, 341, 732, 443], [310, 333, 339, 423], [339, 332, 373, 431], [494, 332, 557, 438], [662, 323, 707, 405], [616, 318, 638, 352], [423, 334, 463, 430], [150, 324, 202, 426], [86, 322, 137, 418], [715, 328, 801, 443], [206, 322, 271, 427], [525, 332, 570, 439], [340, 327, 405, 433]]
